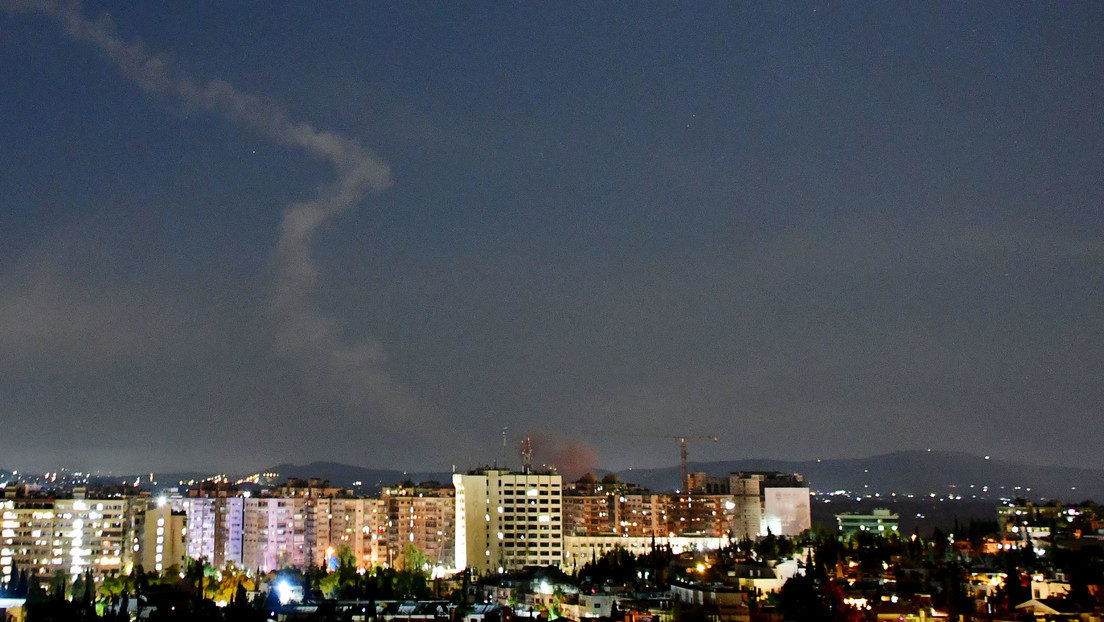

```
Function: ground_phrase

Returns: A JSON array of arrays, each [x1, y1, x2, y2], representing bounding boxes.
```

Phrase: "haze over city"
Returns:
[[2, 2, 1102, 475]]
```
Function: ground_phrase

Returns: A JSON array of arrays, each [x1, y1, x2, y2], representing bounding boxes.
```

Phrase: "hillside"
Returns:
[[5, 451, 1100, 502], [613, 450, 1104, 501]]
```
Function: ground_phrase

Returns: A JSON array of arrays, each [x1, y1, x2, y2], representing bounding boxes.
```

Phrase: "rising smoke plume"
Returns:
[[526, 431, 600, 481], [6, 0, 452, 439]]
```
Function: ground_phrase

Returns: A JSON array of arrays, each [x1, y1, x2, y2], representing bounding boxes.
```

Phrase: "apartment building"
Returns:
[[1, 492, 134, 581], [314, 497, 390, 569], [381, 483, 455, 570], [242, 496, 311, 571], [563, 494, 612, 536], [563, 476, 669, 539], [454, 470, 562, 574], [174, 495, 245, 568], [615, 493, 669, 538], [174, 487, 402, 574], [727, 473, 811, 539], [139, 503, 186, 573], [668, 494, 731, 537]]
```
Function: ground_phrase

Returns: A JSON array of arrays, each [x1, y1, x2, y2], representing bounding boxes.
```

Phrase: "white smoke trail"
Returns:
[[5, 0, 452, 438]]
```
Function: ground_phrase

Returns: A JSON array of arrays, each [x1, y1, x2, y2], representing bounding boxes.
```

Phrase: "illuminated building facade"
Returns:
[[836, 508, 899, 537], [616, 493, 669, 537], [313, 497, 361, 568], [381, 484, 455, 570], [178, 493, 392, 573], [1, 494, 133, 581], [454, 470, 562, 574], [668, 494, 731, 537], [242, 497, 311, 571], [175, 496, 244, 568], [563, 494, 612, 536], [562, 476, 668, 538], [359, 498, 387, 568], [140, 503, 186, 573], [313, 497, 391, 570], [762, 486, 812, 536], [727, 472, 811, 539]]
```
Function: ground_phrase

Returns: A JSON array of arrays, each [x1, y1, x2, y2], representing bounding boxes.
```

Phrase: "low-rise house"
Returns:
[[669, 581, 744, 607], [460, 603, 508, 622]]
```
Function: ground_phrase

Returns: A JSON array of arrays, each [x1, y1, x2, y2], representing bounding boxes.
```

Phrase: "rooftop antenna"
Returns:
[[521, 436, 533, 474], [501, 426, 509, 469]]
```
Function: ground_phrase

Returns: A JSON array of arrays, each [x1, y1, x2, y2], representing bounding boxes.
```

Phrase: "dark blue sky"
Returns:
[[2, 1, 1102, 475]]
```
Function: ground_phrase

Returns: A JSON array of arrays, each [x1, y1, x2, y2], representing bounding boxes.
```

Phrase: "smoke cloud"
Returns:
[[7, 0, 451, 439], [526, 432, 600, 481]]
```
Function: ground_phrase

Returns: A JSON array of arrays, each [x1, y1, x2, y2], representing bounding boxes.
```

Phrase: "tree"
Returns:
[[183, 556, 221, 604], [777, 574, 862, 622], [549, 585, 566, 619], [3, 558, 17, 596], [316, 543, 360, 598], [69, 572, 85, 602], [214, 563, 255, 605], [931, 562, 973, 620], [318, 568, 340, 598], [26, 573, 46, 605], [79, 569, 95, 616], [756, 529, 780, 561], [394, 544, 431, 599], [118, 590, 130, 622]]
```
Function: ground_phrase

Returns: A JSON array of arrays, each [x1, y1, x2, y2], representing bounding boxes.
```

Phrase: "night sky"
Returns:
[[2, 2, 1102, 475]]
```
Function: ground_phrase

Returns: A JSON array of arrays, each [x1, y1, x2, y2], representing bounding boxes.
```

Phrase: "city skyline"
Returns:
[[2, 2, 1103, 474]]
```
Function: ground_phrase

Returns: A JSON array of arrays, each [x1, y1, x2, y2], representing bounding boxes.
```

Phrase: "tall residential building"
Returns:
[[242, 497, 311, 571], [314, 497, 361, 568], [616, 493, 669, 537], [562, 475, 668, 538], [140, 504, 187, 573], [175, 496, 244, 568], [563, 494, 612, 536], [381, 483, 455, 570], [314, 497, 392, 570], [359, 498, 387, 568], [1, 493, 134, 581], [728, 472, 811, 539], [177, 493, 392, 573], [454, 470, 562, 574], [668, 494, 731, 537]]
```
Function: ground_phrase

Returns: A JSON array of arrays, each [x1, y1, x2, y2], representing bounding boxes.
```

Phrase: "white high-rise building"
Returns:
[[242, 497, 310, 571], [177, 493, 390, 573], [175, 496, 244, 568], [453, 470, 562, 574], [727, 472, 810, 538]]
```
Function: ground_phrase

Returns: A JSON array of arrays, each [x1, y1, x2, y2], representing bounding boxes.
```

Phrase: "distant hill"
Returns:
[[4, 463, 449, 495], [612, 450, 1104, 502], [9, 451, 1100, 503], [91, 471, 216, 487]]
